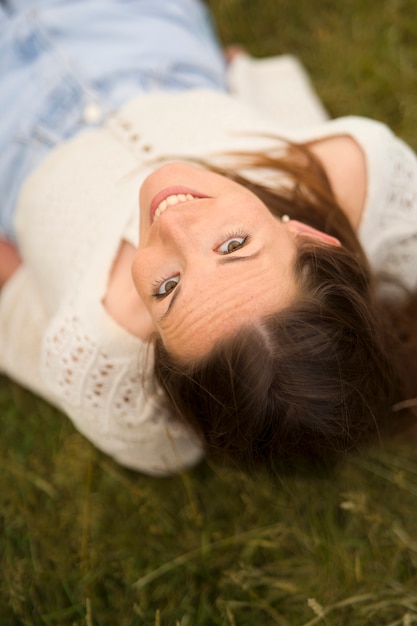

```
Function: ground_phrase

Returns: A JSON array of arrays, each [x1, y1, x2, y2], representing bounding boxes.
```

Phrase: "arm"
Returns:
[[0, 238, 21, 288], [0, 264, 56, 403], [0, 268, 203, 475], [226, 52, 329, 128]]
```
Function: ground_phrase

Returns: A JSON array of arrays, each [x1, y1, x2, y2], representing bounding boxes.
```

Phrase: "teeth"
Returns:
[[154, 193, 197, 220]]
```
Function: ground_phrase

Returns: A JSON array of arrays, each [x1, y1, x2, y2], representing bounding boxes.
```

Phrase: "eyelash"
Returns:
[[216, 231, 249, 254], [151, 232, 249, 300], [151, 275, 179, 300]]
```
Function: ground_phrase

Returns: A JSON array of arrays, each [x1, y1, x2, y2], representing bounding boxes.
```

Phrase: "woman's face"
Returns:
[[132, 162, 298, 359]]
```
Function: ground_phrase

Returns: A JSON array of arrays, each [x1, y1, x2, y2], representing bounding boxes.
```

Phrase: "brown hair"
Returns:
[[151, 142, 417, 474]]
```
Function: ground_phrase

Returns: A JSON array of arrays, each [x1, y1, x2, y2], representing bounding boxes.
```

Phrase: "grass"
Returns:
[[2, 0, 417, 623]]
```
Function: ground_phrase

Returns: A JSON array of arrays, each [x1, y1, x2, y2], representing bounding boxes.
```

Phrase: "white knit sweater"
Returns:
[[1, 55, 416, 475]]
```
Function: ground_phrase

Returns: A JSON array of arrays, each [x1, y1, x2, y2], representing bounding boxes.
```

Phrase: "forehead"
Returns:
[[158, 252, 297, 360]]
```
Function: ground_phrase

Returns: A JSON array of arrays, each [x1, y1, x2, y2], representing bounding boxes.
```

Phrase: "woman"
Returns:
[[133, 133, 417, 473], [1, 0, 416, 475]]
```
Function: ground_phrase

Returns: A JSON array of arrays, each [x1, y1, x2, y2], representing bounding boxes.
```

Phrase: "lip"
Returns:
[[149, 186, 209, 222]]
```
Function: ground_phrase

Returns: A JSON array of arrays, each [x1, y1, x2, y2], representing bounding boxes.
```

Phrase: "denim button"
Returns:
[[82, 102, 104, 124]]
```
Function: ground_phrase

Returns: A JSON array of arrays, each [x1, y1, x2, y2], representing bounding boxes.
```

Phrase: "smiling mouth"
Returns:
[[153, 193, 200, 220], [150, 186, 209, 222]]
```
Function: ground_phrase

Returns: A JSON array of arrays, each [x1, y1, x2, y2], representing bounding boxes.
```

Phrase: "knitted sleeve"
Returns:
[[0, 270, 203, 476], [355, 120, 417, 298], [39, 304, 203, 476]]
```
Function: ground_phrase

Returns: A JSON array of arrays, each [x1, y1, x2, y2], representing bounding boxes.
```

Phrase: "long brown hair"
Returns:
[[151, 142, 417, 474]]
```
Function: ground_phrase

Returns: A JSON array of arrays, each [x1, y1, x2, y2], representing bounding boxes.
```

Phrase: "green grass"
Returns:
[[2, 0, 417, 623]]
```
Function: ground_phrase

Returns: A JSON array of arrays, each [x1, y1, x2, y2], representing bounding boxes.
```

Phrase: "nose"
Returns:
[[153, 201, 207, 251]]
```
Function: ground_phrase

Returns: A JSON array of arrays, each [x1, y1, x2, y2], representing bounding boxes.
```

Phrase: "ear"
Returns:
[[286, 220, 341, 247]]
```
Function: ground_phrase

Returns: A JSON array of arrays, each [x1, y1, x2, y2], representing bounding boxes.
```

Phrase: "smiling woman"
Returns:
[[132, 163, 299, 359], [147, 141, 417, 472], [1, 0, 417, 476]]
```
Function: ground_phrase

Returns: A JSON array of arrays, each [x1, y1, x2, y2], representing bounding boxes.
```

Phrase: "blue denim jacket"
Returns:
[[0, 0, 227, 241]]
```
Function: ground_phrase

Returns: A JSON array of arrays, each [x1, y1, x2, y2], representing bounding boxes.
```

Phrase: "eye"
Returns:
[[218, 236, 247, 254], [152, 275, 180, 299]]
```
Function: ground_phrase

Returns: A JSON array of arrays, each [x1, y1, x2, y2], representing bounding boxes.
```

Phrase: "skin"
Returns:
[[0, 238, 21, 288], [131, 161, 341, 359]]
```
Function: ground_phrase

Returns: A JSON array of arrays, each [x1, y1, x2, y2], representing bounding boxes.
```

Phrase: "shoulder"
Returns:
[[293, 116, 410, 232], [308, 134, 367, 231], [305, 117, 417, 293]]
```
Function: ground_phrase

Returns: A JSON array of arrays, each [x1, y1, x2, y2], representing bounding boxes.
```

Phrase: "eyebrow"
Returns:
[[159, 250, 262, 323]]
